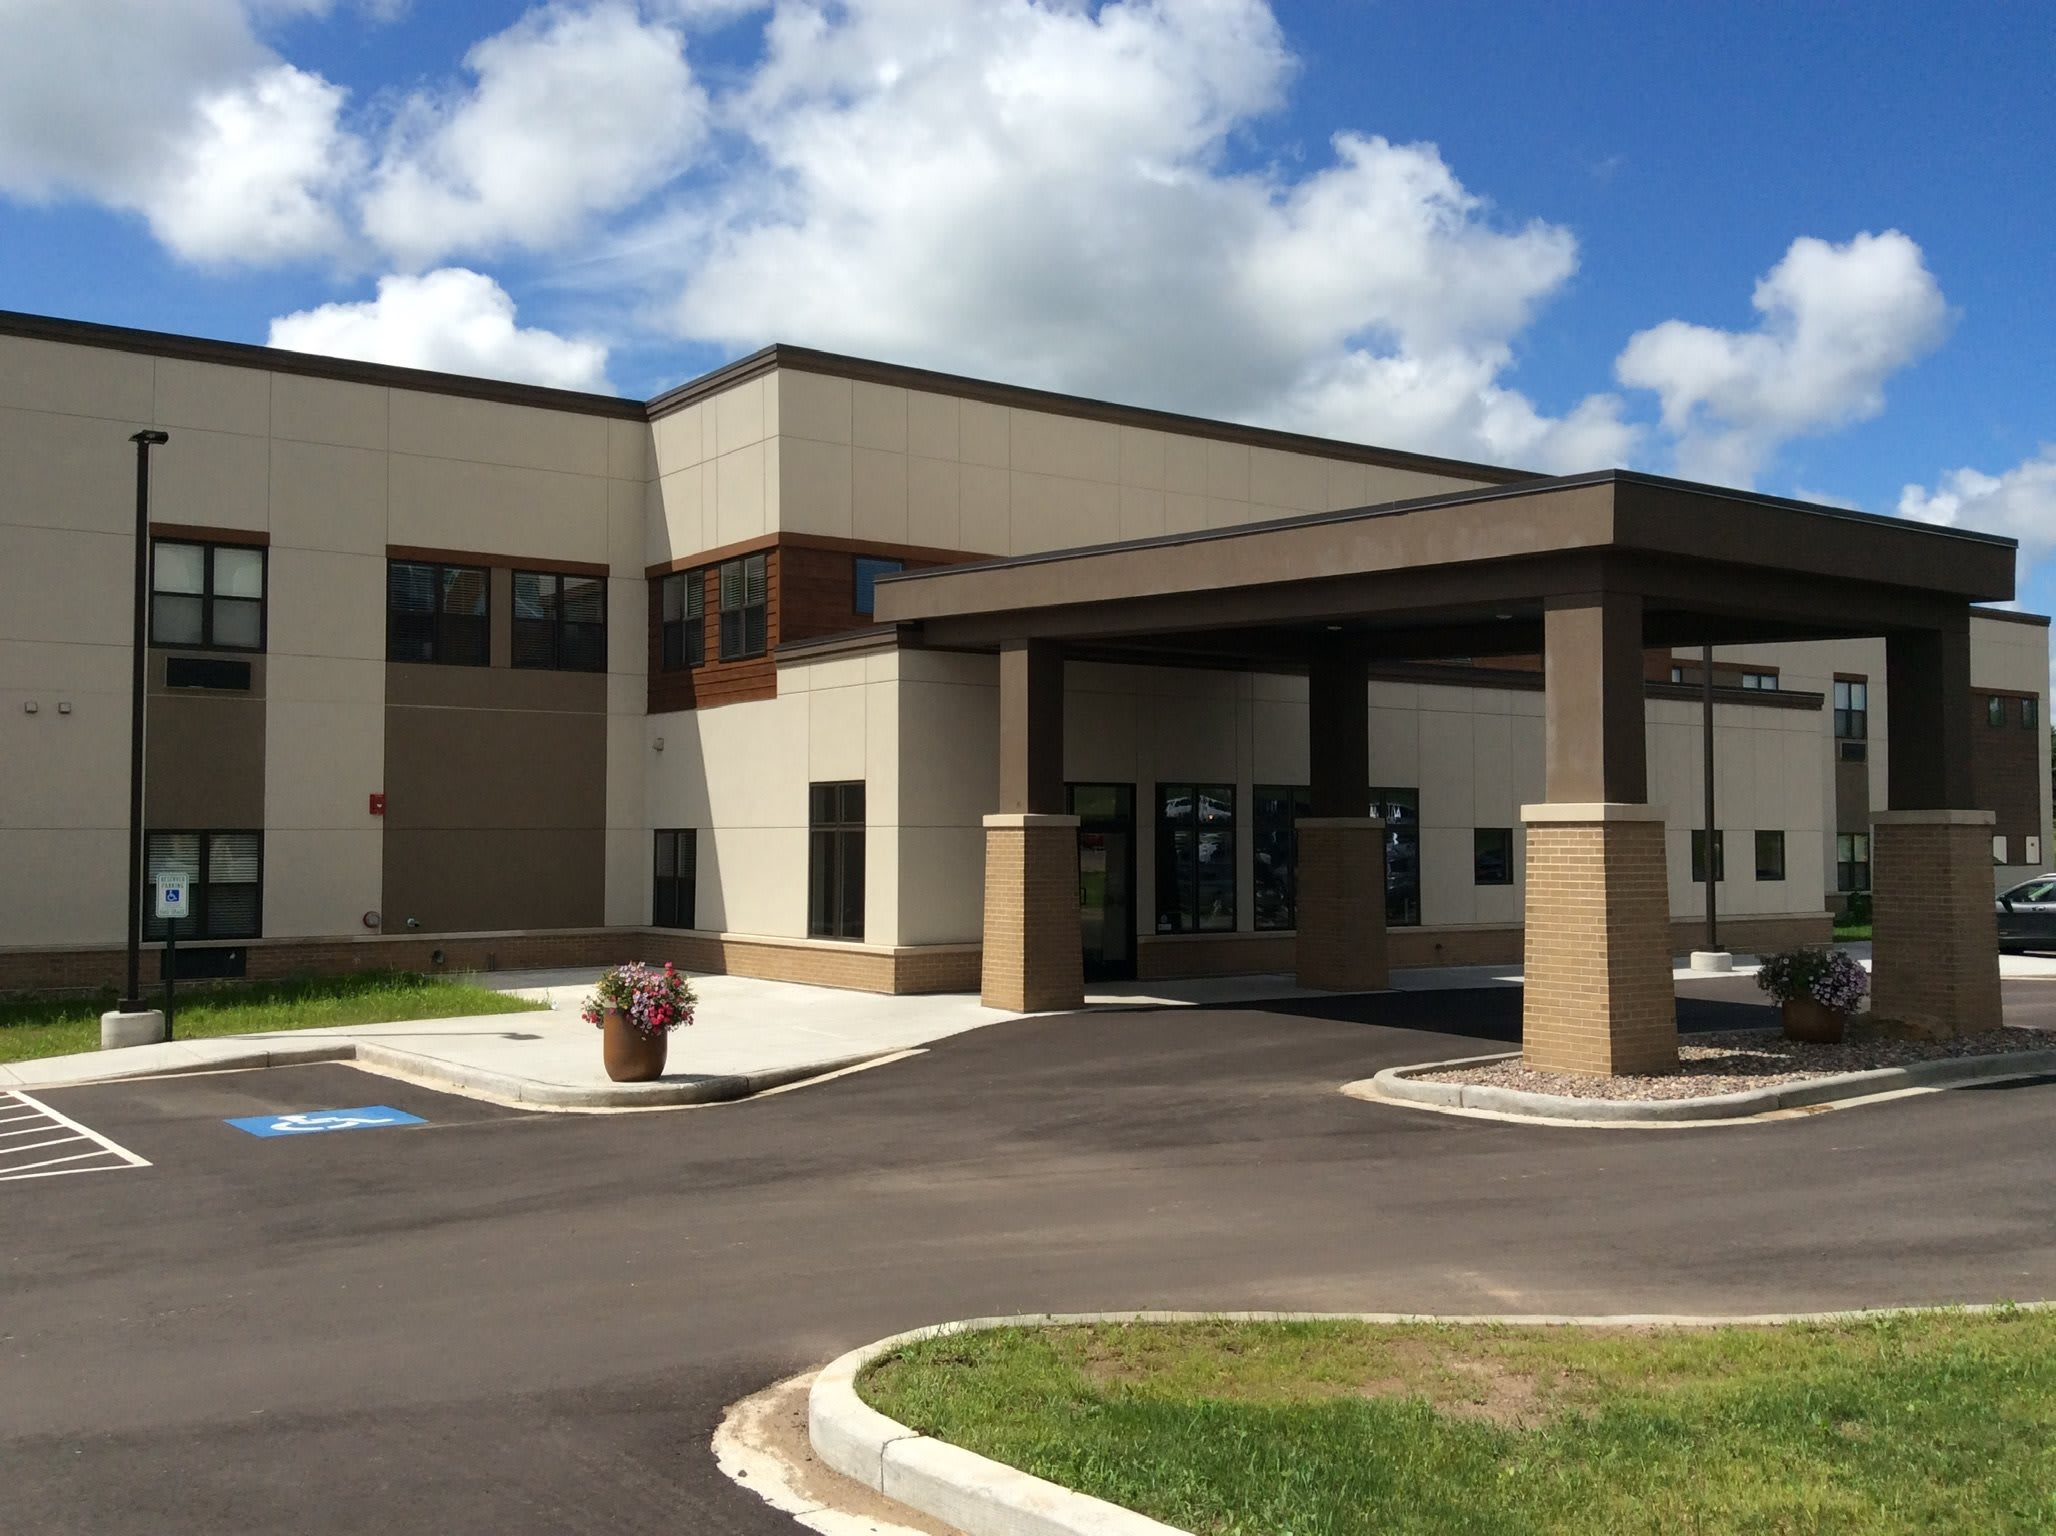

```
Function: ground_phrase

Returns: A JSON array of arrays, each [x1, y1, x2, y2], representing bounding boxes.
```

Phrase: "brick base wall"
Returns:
[[1136, 933, 1296, 980], [1522, 815, 1678, 1076], [1871, 813, 2003, 1035], [980, 816, 1085, 1012], [1295, 819, 1390, 991]]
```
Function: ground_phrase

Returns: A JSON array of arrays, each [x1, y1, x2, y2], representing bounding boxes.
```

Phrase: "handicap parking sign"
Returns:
[[226, 1106, 425, 1138]]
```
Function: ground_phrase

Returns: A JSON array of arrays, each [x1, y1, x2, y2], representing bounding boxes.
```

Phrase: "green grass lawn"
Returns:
[[861, 1313, 2056, 1535], [0, 971, 548, 1064], [1833, 922, 1873, 942]]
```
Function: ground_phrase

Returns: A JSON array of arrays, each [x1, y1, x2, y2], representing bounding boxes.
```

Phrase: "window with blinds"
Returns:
[[658, 570, 705, 669], [718, 553, 768, 660], [144, 830, 262, 940], [512, 570, 606, 671]]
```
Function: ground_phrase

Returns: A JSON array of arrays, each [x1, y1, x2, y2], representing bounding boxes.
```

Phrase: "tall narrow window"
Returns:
[[151, 540, 266, 651], [143, 830, 262, 940], [1755, 830, 1786, 881], [659, 570, 704, 669], [387, 560, 489, 665], [512, 570, 606, 671], [2024, 697, 2040, 729], [653, 829, 697, 929], [1836, 833, 1871, 893], [853, 556, 905, 617], [1154, 784, 1235, 933], [1691, 829, 1725, 883], [1833, 678, 1868, 740], [808, 782, 865, 939], [718, 553, 768, 660], [1473, 828, 1514, 885], [1252, 785, 1308, 930], [1987, 695, 2007, 727], [1371, 788, 1421, 927]]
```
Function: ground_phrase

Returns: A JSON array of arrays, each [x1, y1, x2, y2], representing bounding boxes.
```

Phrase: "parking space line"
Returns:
[[0, 1090, 151, 1182]]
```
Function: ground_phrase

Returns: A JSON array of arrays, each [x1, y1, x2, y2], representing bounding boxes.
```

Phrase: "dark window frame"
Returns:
[[512, 568, 607, 673], [386, 559, 491, 667], [1473, 827, 1515, 885], [1755, 830, 1787, 882], [1691, 828, 1726, 884], [1833, 677, 1868, 740], [718, 553, 769, 661], [1370, 787, 1422, 927], [1252, 784, 1309, 931], [652, 829, 697, 930], [1836, 832, 1872, 894], [2024, 696, 2040, 730], [808, 782, 866, 940], [853, 556, 905, 618], [1987, 695, 2007, 728], [142, 828, 263, 941], [149, 538, 268, 654], [658, 569, 706, 670], [1154, 783, 1237, 934]]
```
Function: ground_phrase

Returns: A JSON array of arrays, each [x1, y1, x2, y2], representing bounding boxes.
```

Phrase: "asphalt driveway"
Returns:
[[7, 982, 2055, 1534]]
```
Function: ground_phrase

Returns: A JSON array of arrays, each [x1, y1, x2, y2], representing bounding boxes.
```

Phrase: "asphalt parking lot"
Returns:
[[8, 982, 2055, 1535]]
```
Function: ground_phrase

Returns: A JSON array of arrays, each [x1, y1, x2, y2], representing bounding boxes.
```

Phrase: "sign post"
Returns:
[[153, 875, 189, 1040]]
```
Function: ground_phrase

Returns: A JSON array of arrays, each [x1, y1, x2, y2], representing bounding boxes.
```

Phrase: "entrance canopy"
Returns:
[[874, 469, 2015, 666]]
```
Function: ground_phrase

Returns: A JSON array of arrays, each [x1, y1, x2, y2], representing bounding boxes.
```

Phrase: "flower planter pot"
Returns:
[[602, 1006, 668, 1082], [1781, 996, 1846, 1045]]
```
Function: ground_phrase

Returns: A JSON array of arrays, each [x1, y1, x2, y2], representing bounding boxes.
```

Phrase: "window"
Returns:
[[718, 553, 768, 660], [653, 829, 696, 929], [143, 830, 261, 940], [1155, 784, 1235, 933], [387, 560, 489, 665], [1252, 785, 1309, 930], [1833, 679, 1867, 740], [853, 557, 904, 618], [1371, 788, 1421, 926], [1836, 833, 1871, 894], [2026, 697, 2040, 729], [1988, 695, 2006, 727], [1473, 828, 1514, 885], [1741, 672, 1777, 691], [512, 570, 606, 671], [1755, 830, 1786, 881], [1993, 835, 2010, 865], [1669, 665, 1685, 683], [1691, 829, 1726, 884], [808, 782, 865, 939], [659, 570, 705, 670], [151, 540, 265, 651]]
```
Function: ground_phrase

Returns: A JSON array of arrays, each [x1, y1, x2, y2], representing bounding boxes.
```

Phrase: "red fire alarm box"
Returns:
[[369, 792, 386, 816]]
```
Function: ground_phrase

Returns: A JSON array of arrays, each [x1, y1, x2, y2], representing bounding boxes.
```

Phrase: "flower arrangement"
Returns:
[[1756, 946, 1868, 1013], [582, 961, 696, 1038]]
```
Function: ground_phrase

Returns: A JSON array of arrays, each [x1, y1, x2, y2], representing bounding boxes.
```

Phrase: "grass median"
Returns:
[[861, 1313, 2056, 1535], [0, 971, 549, 1064]]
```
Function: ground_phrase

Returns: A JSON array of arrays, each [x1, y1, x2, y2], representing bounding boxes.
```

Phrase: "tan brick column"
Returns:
[[1869, 810, 2002, 1036], [981, 812, 1083, 1013], [1295, 817, 1388, 991], [1521, 803, 1677, 1075]]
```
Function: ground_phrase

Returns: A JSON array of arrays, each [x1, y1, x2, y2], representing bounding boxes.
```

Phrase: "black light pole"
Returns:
[[119, 429, 169, 1015], [1702, 641, 1719, 956]]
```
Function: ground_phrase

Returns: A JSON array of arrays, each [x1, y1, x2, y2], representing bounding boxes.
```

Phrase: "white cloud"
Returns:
[[638, 0, 1628, 472], [1614, 231, 1950, 485], [146, 66, 360, 264], [268, 268, 612, 391], [1898, 448, 2056, 561], [363, 2, 706, 267]]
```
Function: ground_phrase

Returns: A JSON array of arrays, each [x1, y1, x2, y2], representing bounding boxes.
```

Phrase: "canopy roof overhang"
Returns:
[[872, 470, 2018, 668]]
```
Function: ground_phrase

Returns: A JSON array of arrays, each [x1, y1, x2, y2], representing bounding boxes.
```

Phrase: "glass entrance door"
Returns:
[[1068, 784, 1136, 982]]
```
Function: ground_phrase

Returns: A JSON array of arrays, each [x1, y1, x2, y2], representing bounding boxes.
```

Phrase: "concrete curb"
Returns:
[[809, 1303, 2056, 1536], [1361, 1045, 2056, 1123], [0, 1039, 897, 1111]]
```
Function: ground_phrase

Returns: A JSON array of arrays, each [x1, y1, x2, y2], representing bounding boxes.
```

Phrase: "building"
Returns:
[[2, 310, 2047, 1072]]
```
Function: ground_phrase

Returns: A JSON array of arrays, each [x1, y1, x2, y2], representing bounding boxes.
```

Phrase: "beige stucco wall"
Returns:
[[0, 333, 650, 951], [771, 368, 1491, 556]]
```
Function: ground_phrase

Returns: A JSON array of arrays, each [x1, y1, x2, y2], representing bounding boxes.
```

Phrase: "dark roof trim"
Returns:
[[1973, 606, 2052, 629], [649, 343, 1535, 486], [773, 624, 907, 662], [0, 308, 648, 420], [875, 468, 2017, 591]]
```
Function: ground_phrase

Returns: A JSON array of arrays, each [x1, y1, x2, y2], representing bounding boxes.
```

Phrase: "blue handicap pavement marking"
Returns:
[[226, 1106, 426, 1138]]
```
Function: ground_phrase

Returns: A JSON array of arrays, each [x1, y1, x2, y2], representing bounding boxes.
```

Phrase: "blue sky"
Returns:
[[2, 1, 2050, 650]]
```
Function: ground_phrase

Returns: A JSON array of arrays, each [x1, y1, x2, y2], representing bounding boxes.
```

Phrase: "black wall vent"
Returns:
[[166, 657, 253, 691]]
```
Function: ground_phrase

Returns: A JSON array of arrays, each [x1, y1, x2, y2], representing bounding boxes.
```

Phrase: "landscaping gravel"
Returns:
[[1419, 1024, 2056, 1101]]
